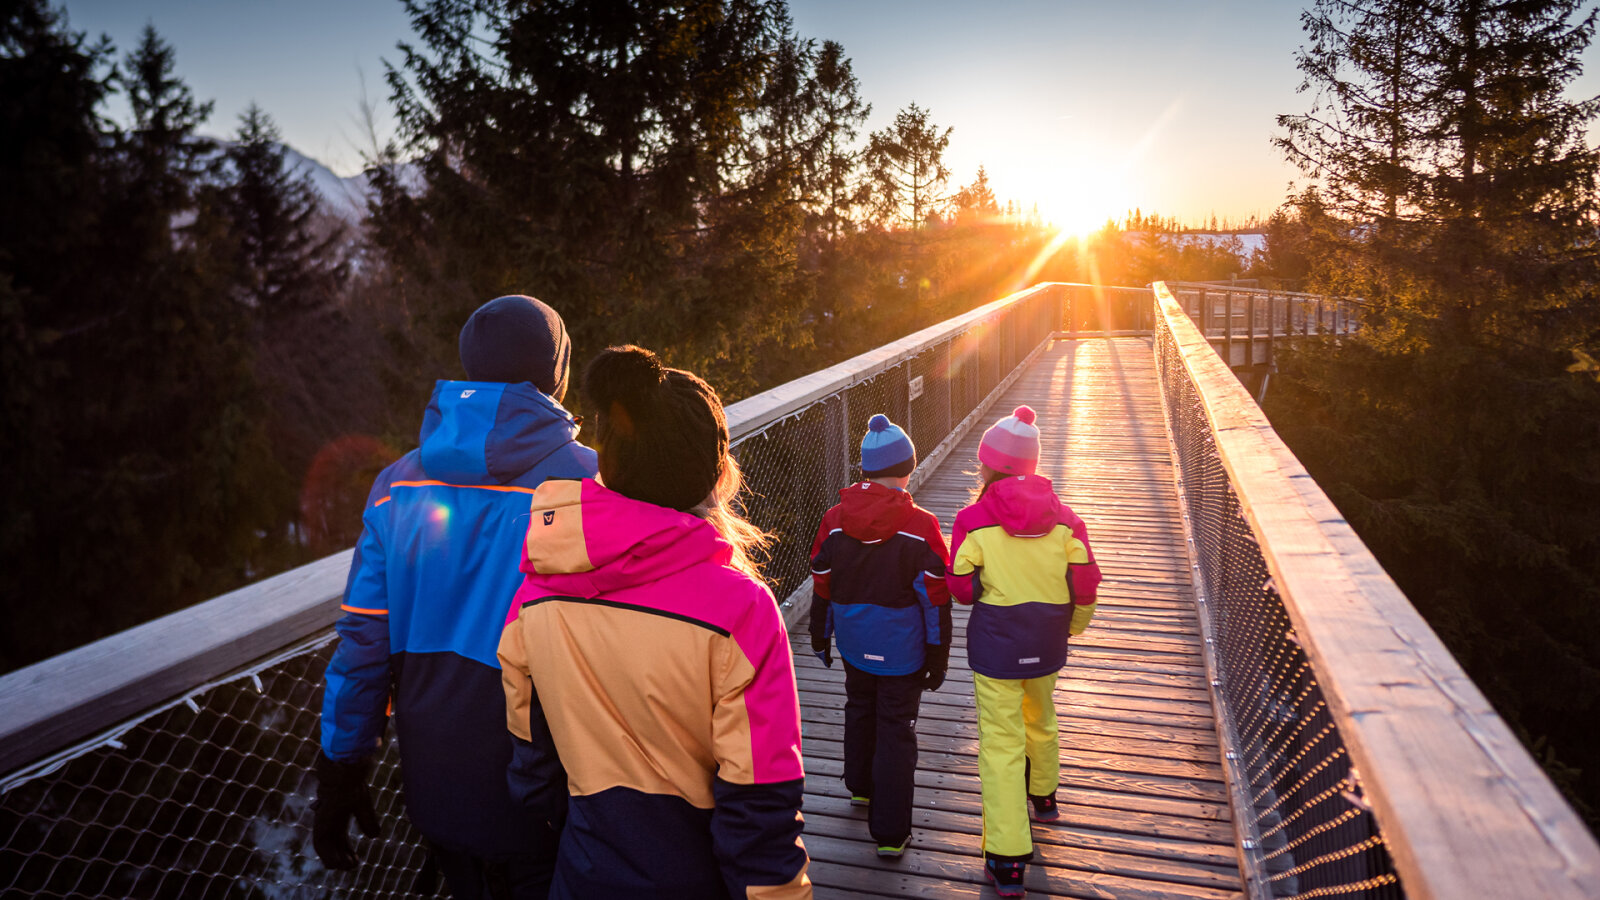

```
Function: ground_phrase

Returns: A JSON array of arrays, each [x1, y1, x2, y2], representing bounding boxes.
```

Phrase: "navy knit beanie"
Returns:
[[584, 345, 727, 512], [458, 295, 571, 401], [860, 414, 916, 478]]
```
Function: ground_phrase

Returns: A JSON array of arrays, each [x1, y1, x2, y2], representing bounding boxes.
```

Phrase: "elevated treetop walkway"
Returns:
[[1, 283, 1597, 899]]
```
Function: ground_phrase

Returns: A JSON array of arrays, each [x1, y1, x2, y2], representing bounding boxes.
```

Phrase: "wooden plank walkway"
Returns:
[[794, 337, 1245, 899]]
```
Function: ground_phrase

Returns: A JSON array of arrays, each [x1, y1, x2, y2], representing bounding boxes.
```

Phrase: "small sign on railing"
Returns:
[[908, 375, 924, 401]]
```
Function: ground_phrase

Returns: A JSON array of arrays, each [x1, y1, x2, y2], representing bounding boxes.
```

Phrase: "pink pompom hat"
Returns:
[[978, 405, 1041, 476]]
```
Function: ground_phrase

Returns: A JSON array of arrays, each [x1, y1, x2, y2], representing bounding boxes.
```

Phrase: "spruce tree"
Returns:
[[378, 0, 822, 394], [865, 103, 953, 232], [864, 103, 953, 322], [1, 11, 286, 669], [224, 103, 346, 318], [808, 40, 871, 246], [952, 166, 1000, 221], [1418, 0, 1600, 346], [0, 0, 115, 669]]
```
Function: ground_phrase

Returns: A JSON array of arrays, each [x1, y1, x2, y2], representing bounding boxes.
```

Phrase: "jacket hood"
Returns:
[[978, 474, 1065, 537], [838, 481, 918, 543], [419, 380, 582, 485], [517, 479, 731, 598]]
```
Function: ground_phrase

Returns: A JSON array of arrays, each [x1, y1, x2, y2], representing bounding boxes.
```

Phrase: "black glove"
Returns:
[[921, 644, 949, 692], [313, 752, 381, 870]]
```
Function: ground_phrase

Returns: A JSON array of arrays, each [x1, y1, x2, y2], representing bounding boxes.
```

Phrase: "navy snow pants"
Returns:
[[842, 661, 924, 845]]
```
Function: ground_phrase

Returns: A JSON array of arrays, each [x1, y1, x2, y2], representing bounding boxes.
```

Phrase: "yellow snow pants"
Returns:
[[973, 671, 1060, 858]]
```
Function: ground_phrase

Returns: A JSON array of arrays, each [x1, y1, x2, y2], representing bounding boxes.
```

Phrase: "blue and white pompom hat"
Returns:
[[978, 405, 1041, 476], [859, 414, 917, 478]]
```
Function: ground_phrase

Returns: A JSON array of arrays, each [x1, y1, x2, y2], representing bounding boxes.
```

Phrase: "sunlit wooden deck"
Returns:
[[794, 337, 1245, 899]]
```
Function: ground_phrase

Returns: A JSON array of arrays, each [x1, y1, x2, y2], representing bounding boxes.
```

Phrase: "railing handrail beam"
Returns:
[[1167, 280, 1363, 305], [0, 551, 352, 778], [723, 283, 1059, 441], [1153, 281, 1600, 900]]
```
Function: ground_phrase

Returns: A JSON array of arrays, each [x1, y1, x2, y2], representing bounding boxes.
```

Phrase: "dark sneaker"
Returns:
[[849, 795, 872, 807], [1029, 793, 1060, 822], [875, 835, 910, 859], [985, 859, 1026, 897]]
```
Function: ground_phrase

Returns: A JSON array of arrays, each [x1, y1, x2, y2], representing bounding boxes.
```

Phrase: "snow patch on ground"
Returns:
[[1125, 230, 1267, 259]]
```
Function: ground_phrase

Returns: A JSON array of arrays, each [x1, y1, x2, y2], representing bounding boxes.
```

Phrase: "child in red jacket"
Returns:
[[809, 414, 952, 858]]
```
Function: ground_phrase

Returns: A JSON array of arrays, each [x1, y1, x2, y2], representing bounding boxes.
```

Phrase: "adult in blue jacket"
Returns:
[[315, 295, 598, 899]]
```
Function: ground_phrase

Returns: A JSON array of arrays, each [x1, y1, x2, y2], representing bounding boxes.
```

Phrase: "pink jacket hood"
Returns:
[[975, 473, 1075, 537], [514, 478, 732, 601]]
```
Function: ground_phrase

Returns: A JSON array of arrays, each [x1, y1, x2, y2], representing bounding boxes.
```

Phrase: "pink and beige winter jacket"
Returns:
[[498, 477, 812, 900]]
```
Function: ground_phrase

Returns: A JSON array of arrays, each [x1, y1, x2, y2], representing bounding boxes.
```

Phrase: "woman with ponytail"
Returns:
[[497, 346, 812, 900]]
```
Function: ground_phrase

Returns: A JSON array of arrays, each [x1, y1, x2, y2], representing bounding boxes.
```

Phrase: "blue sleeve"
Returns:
[[711, 776, 809, 897], [320, 502, 392, 763], [915, 541, 951, 646]]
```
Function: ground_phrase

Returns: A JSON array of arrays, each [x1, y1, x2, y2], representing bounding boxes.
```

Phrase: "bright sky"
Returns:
[[57, 0, 1600, 230]]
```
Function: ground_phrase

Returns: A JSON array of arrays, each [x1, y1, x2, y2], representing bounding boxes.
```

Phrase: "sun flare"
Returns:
[[1033, 165, 1132, 238]]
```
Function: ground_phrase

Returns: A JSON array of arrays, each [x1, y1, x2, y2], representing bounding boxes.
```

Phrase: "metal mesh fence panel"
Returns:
[[1, 636, 426, 899], [0, 285, 1066, 898], [1155, 314, 1403, 900]]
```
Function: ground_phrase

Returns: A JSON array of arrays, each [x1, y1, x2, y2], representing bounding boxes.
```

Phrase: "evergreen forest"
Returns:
[[3, 0, 1598, 833]]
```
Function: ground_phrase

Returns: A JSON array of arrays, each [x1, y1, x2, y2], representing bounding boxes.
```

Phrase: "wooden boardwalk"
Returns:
[[794, 337, 1244, 899]]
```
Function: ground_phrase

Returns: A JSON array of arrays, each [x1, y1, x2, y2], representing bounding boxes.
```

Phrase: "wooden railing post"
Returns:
[[1246, 291, 1256, 366], [1266, 292, 1276, 366], [1223, 290, 1234, 365]]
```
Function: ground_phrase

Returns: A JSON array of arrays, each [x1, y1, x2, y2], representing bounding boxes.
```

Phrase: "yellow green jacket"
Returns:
[[950, 474, 1101, 679]]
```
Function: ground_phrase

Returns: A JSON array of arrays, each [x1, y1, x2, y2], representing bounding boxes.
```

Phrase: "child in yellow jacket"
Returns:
[[948, 406, 1101, 898]]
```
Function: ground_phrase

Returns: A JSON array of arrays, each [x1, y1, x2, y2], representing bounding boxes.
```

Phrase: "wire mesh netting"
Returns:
[[1, 636, 426, 898], [1155, 313, 1403, 900], [2, 285, 1066, 898]]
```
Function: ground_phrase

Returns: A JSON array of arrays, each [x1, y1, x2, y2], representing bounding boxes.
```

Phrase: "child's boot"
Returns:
[[984, 858, 1027, 897], [1028, 792, 1059, 822], [875, 834, 910, 859]]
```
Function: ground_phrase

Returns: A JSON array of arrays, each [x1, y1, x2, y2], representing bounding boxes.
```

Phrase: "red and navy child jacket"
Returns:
[[808, 482, 952, 675]]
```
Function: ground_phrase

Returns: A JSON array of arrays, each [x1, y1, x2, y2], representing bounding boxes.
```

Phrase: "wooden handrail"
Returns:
[[1154, 281, 1600, 900], [0, 551, 351, 778], [723, 282, 1062, 441]]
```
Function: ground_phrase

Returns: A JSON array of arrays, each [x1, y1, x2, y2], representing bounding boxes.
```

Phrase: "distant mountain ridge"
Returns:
[[207, 137, 419, 225], [281, 146, 377, 223]]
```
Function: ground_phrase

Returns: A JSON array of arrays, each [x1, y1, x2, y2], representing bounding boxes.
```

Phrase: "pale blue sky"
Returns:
[[57, 1, 1600, 228]]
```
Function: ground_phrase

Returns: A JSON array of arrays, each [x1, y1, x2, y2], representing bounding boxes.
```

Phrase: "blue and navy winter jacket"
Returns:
[[320, 380, 597, 857], [808, 482, 952, 676]]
